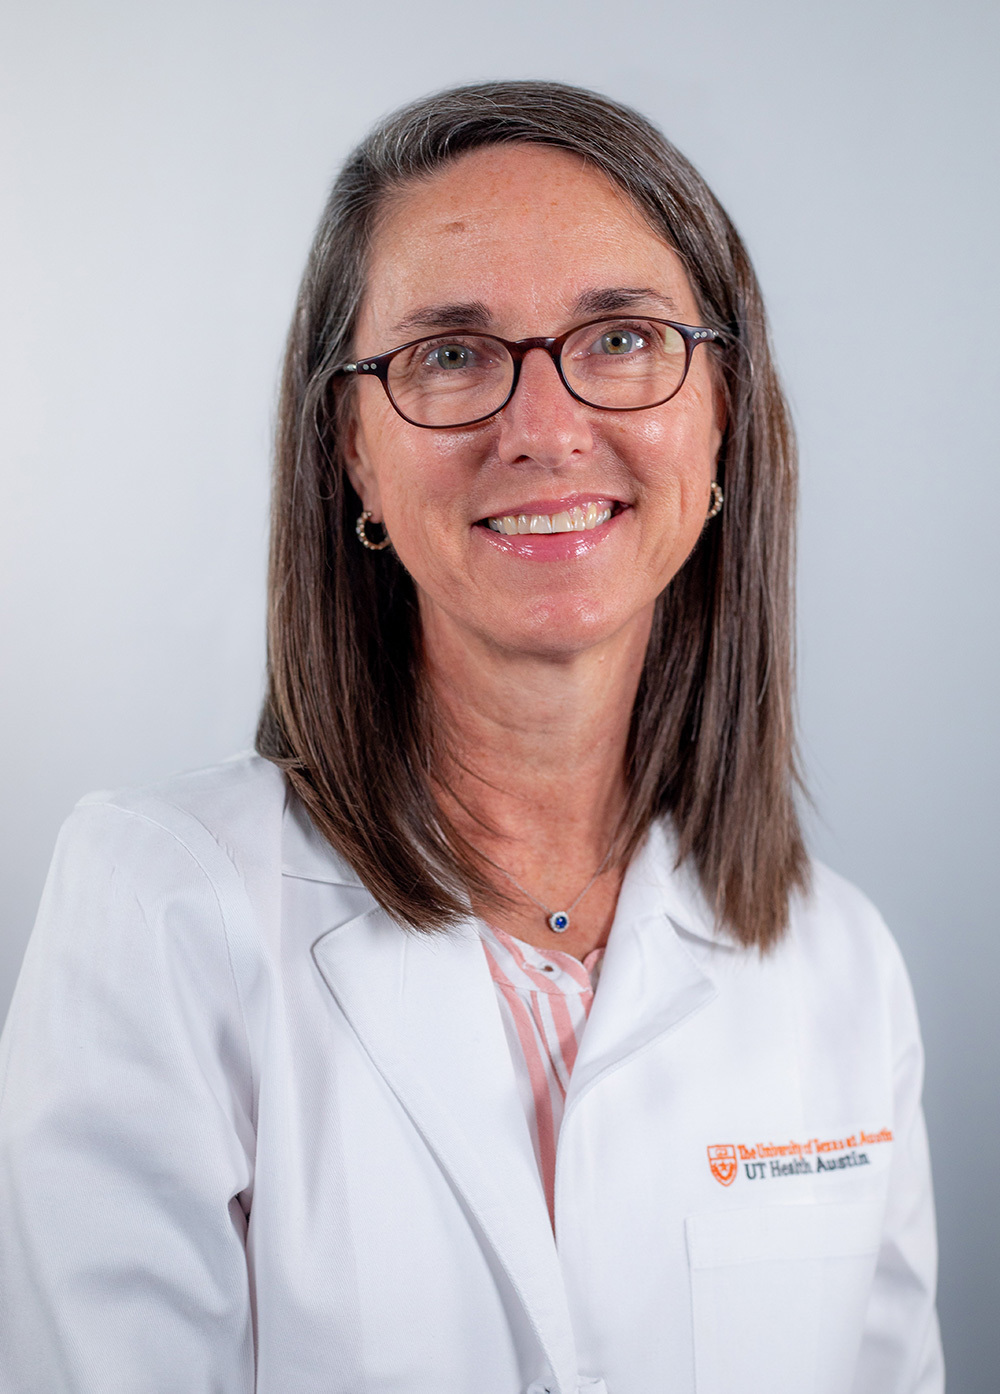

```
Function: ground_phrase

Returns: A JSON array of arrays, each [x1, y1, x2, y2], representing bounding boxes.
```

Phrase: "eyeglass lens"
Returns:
[[385, 318, 689, 427]]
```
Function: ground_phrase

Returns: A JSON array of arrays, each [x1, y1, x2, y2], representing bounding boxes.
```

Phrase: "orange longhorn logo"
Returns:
[[707, 1143, 738, 1186]]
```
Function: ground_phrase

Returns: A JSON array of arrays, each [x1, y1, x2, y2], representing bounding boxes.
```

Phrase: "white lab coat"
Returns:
[[0, 753, 943, 1394]]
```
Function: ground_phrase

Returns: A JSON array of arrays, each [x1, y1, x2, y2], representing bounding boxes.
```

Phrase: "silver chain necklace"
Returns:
[[479, 845, 615, 933]]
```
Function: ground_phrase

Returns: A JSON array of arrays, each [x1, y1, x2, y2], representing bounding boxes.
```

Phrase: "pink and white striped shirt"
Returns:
[[479, 923, 605, 1224]]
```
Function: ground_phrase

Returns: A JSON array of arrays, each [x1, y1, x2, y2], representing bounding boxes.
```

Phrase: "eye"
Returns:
[[429, 343, 471, 370], [597, 328, 645, 356]]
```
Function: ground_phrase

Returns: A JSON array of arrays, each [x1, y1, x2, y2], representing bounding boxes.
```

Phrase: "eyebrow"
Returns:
[[388, 287, 683, 340], [572, 286, 682, 317], [390, 301, 493, 338]]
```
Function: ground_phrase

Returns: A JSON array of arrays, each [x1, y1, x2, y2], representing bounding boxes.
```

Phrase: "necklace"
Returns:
[[479, 845, 615, 934]]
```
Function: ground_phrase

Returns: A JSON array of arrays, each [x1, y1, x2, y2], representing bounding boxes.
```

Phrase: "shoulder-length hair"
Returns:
[[256, 79, 808, 951]]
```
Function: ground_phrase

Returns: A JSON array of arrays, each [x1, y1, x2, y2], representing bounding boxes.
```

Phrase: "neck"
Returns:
[[423, 603, 652, 957]]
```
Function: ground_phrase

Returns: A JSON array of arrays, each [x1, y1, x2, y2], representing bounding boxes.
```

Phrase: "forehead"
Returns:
[[361, 144, 697, 336]]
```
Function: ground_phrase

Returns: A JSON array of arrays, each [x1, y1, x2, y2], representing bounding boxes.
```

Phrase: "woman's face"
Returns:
[[345, 144, 723, 662]]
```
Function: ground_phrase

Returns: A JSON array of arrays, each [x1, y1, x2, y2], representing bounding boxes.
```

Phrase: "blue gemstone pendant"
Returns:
[[548, 911, 570, 933]]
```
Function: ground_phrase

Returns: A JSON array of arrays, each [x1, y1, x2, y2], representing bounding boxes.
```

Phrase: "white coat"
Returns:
[[0, 754, 943, 1394]]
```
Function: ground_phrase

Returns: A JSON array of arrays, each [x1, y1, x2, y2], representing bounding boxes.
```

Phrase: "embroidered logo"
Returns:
[[707, 1127, 893, 1184], [707, 1143, 738, 1186]]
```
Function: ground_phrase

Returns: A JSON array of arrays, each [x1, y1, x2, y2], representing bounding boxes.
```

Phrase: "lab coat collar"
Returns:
[[565, 822, 720, 1113], [281, 791, 365, 887], [282, 787, 728, 953], [616, 818, 730, 948]]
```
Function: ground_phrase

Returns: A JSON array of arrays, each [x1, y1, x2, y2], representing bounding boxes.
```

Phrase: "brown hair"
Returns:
[[256, 79, 809, 951]]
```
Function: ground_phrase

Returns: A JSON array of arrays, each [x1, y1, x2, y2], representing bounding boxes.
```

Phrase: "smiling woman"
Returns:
[[259, 96, 804, 959], [0, 82, 942, 1393]]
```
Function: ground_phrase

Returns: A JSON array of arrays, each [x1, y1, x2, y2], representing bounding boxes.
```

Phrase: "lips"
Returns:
[[472, 495, 626, 563]]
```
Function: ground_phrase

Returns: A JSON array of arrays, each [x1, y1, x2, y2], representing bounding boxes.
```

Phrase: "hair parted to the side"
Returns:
[[256, 79, 809, 951]]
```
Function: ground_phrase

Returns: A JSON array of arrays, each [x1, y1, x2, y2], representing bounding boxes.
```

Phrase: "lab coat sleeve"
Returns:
[[851, 929, 944, 1394], [0, 800, 257, 1394]]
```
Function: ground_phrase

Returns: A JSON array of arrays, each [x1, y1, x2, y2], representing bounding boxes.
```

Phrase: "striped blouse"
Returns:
[[479, 923, 605, 1224]]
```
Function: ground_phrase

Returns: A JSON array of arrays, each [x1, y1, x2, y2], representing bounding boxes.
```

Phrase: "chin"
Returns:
[[488, 595, 643, 659]]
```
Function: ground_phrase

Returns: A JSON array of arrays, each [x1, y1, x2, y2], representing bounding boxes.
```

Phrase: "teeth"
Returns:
[[487, 505, 613, 536]]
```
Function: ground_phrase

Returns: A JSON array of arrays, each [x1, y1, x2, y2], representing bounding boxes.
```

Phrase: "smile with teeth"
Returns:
[[486, 502, 614, 536]]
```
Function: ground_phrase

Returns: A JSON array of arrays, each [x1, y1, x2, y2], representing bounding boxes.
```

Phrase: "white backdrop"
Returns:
[[2, 0, 998, 1384]]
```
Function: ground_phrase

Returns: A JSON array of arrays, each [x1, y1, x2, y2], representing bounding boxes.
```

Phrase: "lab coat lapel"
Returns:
[[311, 907, 580, 1393]]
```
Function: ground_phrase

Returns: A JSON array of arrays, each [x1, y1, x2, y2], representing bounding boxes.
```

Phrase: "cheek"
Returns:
[[611, 401, 719, 583], [614, 401, 717, 504], [360, 408, 476, 515], [356, 426, 481, 597]]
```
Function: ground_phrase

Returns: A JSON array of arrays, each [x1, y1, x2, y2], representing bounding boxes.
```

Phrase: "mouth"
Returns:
[[478, 498, 624, 536]]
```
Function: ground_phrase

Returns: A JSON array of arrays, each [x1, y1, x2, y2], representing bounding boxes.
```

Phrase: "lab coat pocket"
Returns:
[[686, 1201, 882, 1394]]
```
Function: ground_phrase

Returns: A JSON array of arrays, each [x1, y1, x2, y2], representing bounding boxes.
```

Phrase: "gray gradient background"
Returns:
[[2, 0, 997, 1384]]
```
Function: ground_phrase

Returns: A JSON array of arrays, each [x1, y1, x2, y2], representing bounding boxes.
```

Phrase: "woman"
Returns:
[[0, 82, 942, 1393]]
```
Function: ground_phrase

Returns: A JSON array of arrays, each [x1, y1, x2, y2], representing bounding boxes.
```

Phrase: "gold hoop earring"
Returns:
[[706, 482, 724, 520], [356, 510, 391, 551]]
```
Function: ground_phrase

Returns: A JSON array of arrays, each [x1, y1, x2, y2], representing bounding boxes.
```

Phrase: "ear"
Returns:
[[341, 403, 385, 523]]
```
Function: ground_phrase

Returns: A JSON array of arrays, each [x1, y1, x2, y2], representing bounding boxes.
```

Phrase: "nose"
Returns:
[[495, 347, 594, 469]]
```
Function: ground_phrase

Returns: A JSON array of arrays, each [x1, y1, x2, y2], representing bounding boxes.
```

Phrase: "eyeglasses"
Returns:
[[335, 316, 722, 429]]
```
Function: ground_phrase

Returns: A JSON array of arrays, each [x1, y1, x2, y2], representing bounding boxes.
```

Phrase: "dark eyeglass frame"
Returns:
[[334, 316, 723, 429]]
